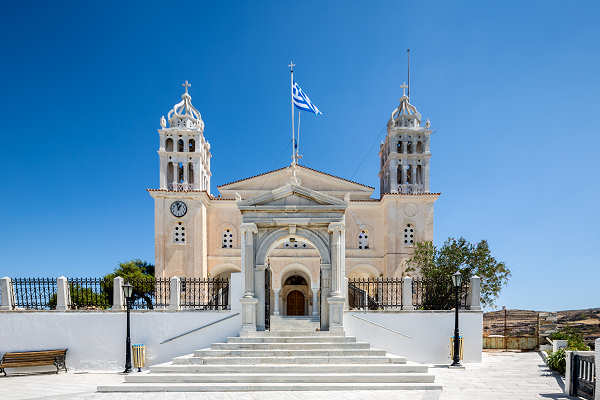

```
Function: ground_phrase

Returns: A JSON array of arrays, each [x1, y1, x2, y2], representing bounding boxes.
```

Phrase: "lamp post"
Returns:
[[451, 271, 463, 367], [122, 281, 133, 373]]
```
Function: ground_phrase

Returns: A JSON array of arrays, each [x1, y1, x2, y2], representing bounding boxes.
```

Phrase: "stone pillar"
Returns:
[[402, 276, 414, 310], [595, 338, 600, 400], [401, 165, 407, 189], [320, 264, 331, 331], [112, 276, 125, 311], [470, 275, 481, 311], [172, 162, 178, 185], [240, 222, 258, 333], [0, 277, 13, 310], [390, 160, 398, 193], [565, 351, 573, 396], [328, 222, 346, 334], [273, 288, 280, 316], [423, 161, 430, 192], [411, 164, 417, 184], [56, 276, 69, 311], [168, 277, 180, 311], [183, 162, 189, 185], [311, 287, 319, 316], [254, 264, 266, 330]]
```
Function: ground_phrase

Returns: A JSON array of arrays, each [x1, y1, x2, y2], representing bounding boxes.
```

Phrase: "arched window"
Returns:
[[188, 163, 194, 185], [406, 166, 412, 184], [177, 163, 184, 183], [417, 165, 422, 184], [188, 139, 195, 152], [167, 162, 174, 185], [165, 138, 174, 152], [358, 230, 369, 249], [407, 141, 413, 154], [416, 141, 423, 153], [177, 139, 184, 152], [403, 224, 415, 245], [397, 164, 403, 184], [222, 228, 233, 248], [397, 141, 403, 153], [173, 221, 186, 244]]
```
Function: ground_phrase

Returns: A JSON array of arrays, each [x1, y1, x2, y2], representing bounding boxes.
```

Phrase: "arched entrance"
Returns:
[[287, 290, 305, 315]]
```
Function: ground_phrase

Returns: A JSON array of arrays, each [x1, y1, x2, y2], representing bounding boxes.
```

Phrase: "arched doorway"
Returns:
[[287, 290, 305, 316]]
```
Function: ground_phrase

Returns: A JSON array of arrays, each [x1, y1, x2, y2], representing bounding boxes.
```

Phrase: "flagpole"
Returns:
[[296, 111, 301, 163], [289, 61, 296, 165]]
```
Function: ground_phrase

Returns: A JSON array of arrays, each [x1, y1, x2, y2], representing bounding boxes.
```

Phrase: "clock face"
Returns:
[[170, 201, 187, 217]]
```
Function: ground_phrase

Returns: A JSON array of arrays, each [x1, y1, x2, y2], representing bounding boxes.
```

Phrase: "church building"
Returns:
[[148, 81, 439, 332]]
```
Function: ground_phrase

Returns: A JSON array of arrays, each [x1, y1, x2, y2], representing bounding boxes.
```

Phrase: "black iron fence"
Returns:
[[180, 277, 229, 310], [11, 278, 57, 310], [128, 278, 170, 309], [66, 278, 112, 309], [412, 277, 470, 310], [348, 278, 403, 310]]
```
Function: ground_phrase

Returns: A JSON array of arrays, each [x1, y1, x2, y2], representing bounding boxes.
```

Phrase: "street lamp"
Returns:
[[451, 271, 463, 367], [122, 281, 133, 373]]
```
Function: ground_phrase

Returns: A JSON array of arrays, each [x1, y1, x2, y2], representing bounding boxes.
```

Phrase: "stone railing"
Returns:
[[168, 183, 196, 191], [398, 184, 425, 194]]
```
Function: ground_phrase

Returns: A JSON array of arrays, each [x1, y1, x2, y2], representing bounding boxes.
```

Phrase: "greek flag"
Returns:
[[292, 81, 322, 115]]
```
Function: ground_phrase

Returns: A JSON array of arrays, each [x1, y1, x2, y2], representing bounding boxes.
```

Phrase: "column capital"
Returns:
[[328, 221, 345, 234], [240, 222, 258, 234]]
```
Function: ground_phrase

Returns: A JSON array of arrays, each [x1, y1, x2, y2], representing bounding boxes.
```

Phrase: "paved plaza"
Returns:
[[0, 352, 574, 400]]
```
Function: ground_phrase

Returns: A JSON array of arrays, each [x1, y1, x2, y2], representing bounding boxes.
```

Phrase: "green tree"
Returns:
[[408, 237, 511, 308], [103, 259, 156, 309], [48, 284, 110, 310]]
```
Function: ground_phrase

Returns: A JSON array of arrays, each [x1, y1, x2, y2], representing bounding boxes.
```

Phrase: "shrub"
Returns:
[[547, 348, 566, 375], [549, 327, 590, 351]]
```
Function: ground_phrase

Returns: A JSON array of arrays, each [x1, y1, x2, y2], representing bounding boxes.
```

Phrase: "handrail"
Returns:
[[160, 312, 240, 344], [351, 314, 412, 339]]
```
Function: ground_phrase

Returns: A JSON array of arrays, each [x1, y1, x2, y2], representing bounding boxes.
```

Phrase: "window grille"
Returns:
[[174, 221, 186, 244], [404, 224, 414, 245], [222, 229, 233, 248], [358, 230, 369, 249]]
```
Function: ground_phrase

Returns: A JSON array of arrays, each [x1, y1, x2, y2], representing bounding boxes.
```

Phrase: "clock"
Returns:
[[170, 200, 187, 217]]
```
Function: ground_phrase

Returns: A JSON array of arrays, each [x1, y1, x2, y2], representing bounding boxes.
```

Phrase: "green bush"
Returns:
[[549, 327, 590, 351], [547, 348, 566, 375]]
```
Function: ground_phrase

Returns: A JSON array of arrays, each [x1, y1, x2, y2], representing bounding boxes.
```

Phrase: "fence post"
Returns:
[[402, 276, 414, 311], [112, 276, 125, 311], [595, 338, 600, 400], [56, 276, 70, 311], [564, 350, 573, 395], [470, 275, 481, 310], [0, 277, 13, 310], [168, 277, 180, 311]]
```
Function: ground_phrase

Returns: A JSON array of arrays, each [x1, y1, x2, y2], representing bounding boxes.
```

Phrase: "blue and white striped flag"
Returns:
[[292, 81, 322, 115]]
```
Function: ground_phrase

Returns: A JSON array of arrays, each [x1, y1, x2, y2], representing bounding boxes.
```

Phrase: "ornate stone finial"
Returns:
[[425, 119, 431, 129], [400, 82, 408, 98], [166, 82, 204, 131], [182, 80, 191, 94], [160, 115, 166, 129], [235, 192, 242, 201], [289, 165, 301, 186]]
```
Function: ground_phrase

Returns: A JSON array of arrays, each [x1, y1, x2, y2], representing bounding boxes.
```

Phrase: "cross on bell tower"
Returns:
[[182, 80, 191, 94]]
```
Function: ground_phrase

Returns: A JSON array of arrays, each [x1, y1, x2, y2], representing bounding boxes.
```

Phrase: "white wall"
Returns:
[[0, 310, 241, 370], [344, 310, 483, 364]]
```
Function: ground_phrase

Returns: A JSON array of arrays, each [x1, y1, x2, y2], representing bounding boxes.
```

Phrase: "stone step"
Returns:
[[173, 355, 407, 365], [212, 342, 371, 350], [241, 330, 328, 337], [227, 335, 356, 343], [149, 363, 428, 374], [192, 348, 387, 357], [124, 372, 436, 384], [98, 382, 443, 392]]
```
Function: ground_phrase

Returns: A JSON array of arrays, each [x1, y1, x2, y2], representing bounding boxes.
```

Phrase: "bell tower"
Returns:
[[379, 82, 432, 196], [157, 81, 211, 192]]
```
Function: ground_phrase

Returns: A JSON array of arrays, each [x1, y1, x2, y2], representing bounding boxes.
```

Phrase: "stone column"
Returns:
[[183, 162, 189, 186], [168, 277, 180, 311], [595, 338, 600, 400], [390, 160, 398, 193], [112, 276, 125, 311], [240, 222, 259, 333], [411, 164, 417, 184], [423, 161, 430, 192], [565, 351, 573, 396], [272, 288, 279, 316], [254, 264, 266, 330], [328, 222, 346, 334], [401, 165, 407, 189], [311, 287, 319, 316], [56, 276, 69, 311], [402, 276, 414, 310], [0, 277, 13, 310], [470, 275, 481, 311]]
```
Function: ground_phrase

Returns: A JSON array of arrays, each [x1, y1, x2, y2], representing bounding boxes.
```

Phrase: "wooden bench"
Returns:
[[0, 349, 68, 376]]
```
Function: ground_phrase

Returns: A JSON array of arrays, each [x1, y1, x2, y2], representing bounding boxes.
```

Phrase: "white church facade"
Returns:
[[148, 83, 439, 332]]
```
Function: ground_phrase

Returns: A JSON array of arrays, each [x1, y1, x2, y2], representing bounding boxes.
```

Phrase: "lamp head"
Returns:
[[452, 271, 462, 287], [123, 282, 133, 299]]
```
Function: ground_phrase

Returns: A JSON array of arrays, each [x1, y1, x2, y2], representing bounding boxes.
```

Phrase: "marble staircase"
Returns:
[[97, 317, 442, 393]]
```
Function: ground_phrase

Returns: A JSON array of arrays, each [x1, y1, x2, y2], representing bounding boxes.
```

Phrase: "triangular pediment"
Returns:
[[218, 165, 374, 201], [238, 184, 347, 210]]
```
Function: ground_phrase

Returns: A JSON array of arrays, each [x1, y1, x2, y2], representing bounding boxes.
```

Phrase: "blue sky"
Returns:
[[1, 1, 598, 311]]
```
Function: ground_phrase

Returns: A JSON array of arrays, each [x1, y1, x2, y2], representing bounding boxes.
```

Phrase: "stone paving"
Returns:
[[0, 352, 574, 400]]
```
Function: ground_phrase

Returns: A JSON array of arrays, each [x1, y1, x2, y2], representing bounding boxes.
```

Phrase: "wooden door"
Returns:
[[287, 290, 305, 316]]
